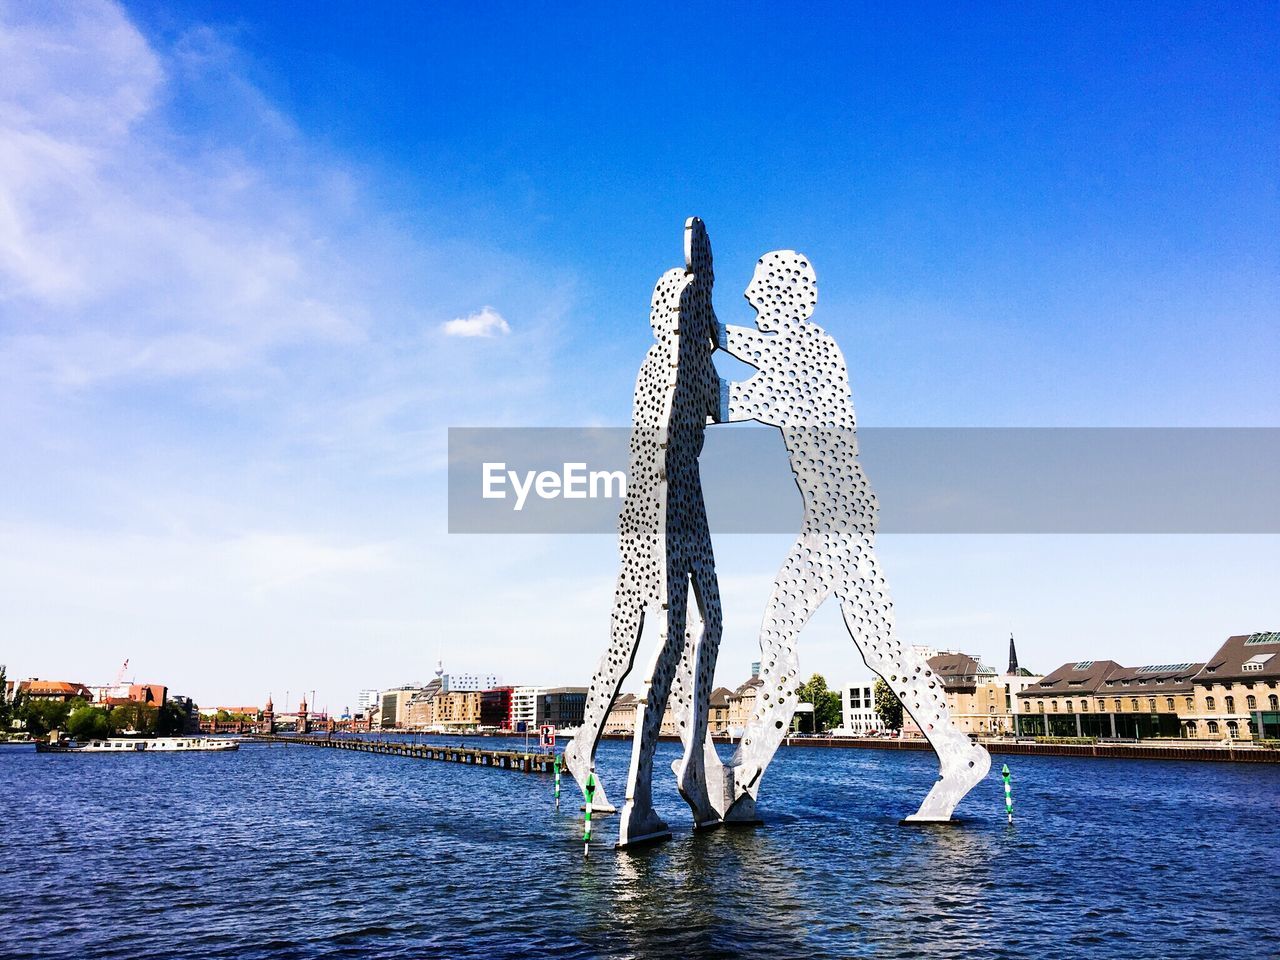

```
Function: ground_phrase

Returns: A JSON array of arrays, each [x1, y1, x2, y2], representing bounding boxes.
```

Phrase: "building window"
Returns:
[[1065, 700, 1073, 713], [1130, 698, 1139, 711], [1166, 698, 1175, 711], [1227, 721, 1239, 738], [1147, 698, 1156, 713], [1051, 701, 1058, 712], [1185, 697, 1194, 711], [1114, 698, 1121, 712], [1246, 695, 1256, 710], [1270, 695, 1278, 711], [1225, 696, 1235, 713], [1186, 720, 1197, 736], [1205, 696, 1215, 710], [1208, 721, 1219, 735], [1098, 699, 1106, 712], [1037, 700, 1044, 713]]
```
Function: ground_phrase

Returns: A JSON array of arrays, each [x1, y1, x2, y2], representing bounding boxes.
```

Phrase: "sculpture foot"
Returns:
[[616, 803, 671, 849], [721, 792, 763, 826], [671, 756, 720, 828], [563, 739, 617, 813], [909, 738, 991, 822]]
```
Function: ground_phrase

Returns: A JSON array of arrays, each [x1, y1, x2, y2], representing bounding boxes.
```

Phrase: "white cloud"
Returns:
[[0, 1, 592, 709], [441, 305, 511, 338]]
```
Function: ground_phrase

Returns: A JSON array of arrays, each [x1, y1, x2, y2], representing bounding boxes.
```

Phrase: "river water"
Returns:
[[4, 737, 1277, 959]]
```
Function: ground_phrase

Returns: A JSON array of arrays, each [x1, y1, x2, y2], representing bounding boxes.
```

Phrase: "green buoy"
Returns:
[[1002, 763, 1013, 824]]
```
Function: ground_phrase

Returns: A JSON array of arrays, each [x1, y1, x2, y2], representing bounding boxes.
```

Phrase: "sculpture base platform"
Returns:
[[581, 804, 617, 815], [691, 817, 723, 832], [898, 816, 964, 827], [615, 828, 673, 850]]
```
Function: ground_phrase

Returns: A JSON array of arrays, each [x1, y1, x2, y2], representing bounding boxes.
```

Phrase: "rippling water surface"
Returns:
[[4, 737, 1277, 959]]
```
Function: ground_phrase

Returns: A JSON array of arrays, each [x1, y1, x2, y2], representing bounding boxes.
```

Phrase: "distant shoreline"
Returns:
[[310, 730, 1280, 764]]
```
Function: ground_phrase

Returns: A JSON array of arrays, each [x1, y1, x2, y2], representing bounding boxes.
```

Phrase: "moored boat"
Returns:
[[37, 735, 239, 753]]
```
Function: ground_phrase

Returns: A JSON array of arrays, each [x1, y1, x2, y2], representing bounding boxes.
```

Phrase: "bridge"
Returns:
[[250, 734, 560, 773]]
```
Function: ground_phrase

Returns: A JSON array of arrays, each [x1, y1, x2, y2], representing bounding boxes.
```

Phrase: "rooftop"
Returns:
[[1194, 633, 1280, 683]]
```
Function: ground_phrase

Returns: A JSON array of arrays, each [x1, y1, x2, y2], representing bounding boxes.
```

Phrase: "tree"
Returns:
[[67, 704, 110, 741], [155, 701, 189, 736], [796, 674, 843, 733], [18, 698, 74, 738], [0, 665, 12, 731], [874, 678, 904, 731]]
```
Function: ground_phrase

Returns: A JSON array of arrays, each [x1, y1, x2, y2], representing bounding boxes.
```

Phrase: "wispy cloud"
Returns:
[[441, 306, 511, 338], [0, 1, 590, 705]]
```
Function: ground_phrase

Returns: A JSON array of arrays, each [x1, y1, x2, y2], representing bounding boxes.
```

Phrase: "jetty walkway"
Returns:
[[250, 734, 558, 773]]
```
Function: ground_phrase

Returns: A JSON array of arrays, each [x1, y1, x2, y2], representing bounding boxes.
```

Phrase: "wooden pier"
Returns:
[[248, 734, 560, 773]]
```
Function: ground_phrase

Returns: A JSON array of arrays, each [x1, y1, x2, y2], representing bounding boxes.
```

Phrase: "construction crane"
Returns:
[[113, 659, 129, 688]]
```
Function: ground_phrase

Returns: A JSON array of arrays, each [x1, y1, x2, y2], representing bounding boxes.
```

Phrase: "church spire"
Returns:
[[1007, 633, 1020, 675]]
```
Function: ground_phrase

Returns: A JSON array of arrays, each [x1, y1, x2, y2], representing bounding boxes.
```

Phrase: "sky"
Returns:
[[1, 1, 1277, 713]]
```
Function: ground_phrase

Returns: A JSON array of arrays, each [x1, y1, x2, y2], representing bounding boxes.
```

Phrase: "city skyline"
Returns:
[[2, 1, 1277, 710]]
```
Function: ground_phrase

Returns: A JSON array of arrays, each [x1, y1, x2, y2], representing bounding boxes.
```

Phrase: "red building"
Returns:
[[479, 686, 515, 730]]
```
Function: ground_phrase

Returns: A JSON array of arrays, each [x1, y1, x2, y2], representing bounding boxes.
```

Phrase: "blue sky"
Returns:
[[1, 1, 1276, 711]]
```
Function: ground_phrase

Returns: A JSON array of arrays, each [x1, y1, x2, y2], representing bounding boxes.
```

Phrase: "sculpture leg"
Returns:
[[666, 589, 715, 820], [835, 569, 991, 822], [672, 558, 726, 826], [617, 569, 689, 847], [725, 539, 827, 822], [563, 583, 648, 815]]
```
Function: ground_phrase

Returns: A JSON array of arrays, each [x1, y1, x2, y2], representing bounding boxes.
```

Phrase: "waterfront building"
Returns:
[[404, 679, 443, 729], [479, 687, 515, 729], [726, 678, 763, 737], [1096, 664, 1204, 738], [1192, 632, 1280, 741], [603, 693, 638, 735], [17, 679, 94, 702], [440, 673, 501, 693], [919, 647, 1042, 736], [1015, 660, 1204, 739], [599, 685, 731, 737], [708, 687, 733, 735], [839, 679, 885, 735], [432, 689, 482, 729], [380, 685, 424, 728], [537, 688, 587, 728], [726, 677, 763, 736], [356, 689, 380, 715], [510, 686, 544, 731]]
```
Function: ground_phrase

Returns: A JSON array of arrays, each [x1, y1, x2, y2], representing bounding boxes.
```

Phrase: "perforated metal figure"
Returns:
[[712, 250, 991, 823], [564, 218, 725, 847]]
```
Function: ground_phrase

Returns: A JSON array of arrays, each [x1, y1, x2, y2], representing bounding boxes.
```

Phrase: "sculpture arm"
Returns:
[[716, 321, 772, 364], [712, 321, 769, 423]]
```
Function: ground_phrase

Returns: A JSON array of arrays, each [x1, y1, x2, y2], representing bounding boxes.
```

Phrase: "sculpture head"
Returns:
[[649, 267, 687, 339], [744, 250, 817, 333], [684, 217, 713, 284]]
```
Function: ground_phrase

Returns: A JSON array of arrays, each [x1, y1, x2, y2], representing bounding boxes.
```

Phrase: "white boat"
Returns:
[[37, 736, 239, 753]]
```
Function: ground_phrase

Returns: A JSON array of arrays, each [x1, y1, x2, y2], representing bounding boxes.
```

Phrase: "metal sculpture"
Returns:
[[712, 249, 991, 823], [567, 220, 990, 849], [563, 219, 724, 847]]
